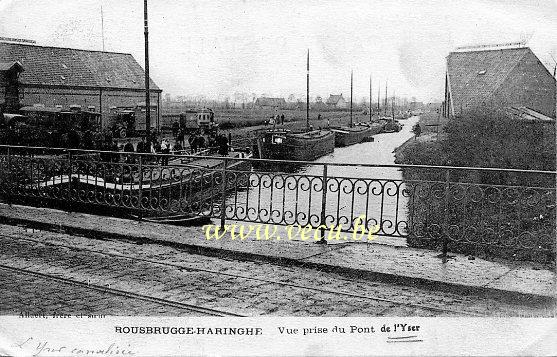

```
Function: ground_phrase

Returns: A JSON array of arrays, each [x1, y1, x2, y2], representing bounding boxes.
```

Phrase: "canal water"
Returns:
[[225, 116, 419, 244]]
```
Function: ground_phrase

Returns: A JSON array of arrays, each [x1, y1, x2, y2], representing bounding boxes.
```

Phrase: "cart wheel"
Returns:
[[119, 128, 127, 139]]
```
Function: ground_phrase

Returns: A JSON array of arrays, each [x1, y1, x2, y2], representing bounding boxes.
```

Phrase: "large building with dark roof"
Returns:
[[443, 46, 556, 119], [0, 41, 162, 128]]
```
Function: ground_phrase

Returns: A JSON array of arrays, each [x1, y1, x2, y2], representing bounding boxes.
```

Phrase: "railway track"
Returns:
[[0, 263, 246, 317], [0, 232, 483, 316]]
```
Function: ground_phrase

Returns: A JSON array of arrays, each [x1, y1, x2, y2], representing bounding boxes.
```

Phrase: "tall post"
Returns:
[[369, 75, 372, 122], [100, 5, 105, 51], [306, 49, 310, 132], [350, 70, 353, 127], [384, 80, 388, 115], [144, 0, 151, 140], [377, 81, 380, 113]]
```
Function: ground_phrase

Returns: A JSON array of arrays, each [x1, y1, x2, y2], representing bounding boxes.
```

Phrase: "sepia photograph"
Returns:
[[0, 0, 556, 355]]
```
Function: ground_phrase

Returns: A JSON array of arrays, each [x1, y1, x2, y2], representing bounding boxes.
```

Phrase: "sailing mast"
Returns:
[[306, 49, 310, 132], [369, 75, 372, 122], [384, 80, 388, 115], [144, 0, 151, 139], [350, 70, 353, 127], [377, 81, 380, 114]]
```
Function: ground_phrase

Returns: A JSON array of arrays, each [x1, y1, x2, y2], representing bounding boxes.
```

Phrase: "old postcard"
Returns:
[[0, 0, 555, 355]]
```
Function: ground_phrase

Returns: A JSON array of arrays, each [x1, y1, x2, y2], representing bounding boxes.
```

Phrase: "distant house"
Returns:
[[326, 94, 347, 109], [254, 97, 286, 109], [443, 45, 556, 118]]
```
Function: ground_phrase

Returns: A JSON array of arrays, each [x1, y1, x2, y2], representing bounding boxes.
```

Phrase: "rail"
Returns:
[[0, 144, 555, 262]]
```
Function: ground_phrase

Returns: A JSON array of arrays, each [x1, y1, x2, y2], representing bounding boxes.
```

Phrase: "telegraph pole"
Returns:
[[144, 0, 151, 140], [100, 6, 105, 51], [306, 49, 310, 132], [350, 70, 353, 127]]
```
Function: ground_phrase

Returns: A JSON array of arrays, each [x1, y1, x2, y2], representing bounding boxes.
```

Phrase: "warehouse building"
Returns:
[[443, 44, 556, 119], [0, 41, 162, 128]]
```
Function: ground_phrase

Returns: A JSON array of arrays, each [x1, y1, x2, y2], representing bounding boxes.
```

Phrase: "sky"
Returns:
[[1, 0, 556, 102]]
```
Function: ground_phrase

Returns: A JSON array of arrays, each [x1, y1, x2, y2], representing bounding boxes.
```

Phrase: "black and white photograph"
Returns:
[[0, 0, 555, 355]]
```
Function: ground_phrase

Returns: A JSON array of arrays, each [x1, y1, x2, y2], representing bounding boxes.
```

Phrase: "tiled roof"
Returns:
[[326, 94, 344, 104], [446, 47, 530, 113], [0, 42, 160, 90]]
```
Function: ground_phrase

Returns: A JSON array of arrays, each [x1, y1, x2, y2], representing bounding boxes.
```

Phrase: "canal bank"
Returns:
[[0, 202, 554, 305]]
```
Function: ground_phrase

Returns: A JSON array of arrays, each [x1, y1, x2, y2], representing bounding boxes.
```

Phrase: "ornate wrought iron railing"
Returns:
[[0, 145, 555, 262]]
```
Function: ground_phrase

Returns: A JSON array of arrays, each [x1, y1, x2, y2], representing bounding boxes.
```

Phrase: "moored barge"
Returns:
[[256, 129, 335, 161]]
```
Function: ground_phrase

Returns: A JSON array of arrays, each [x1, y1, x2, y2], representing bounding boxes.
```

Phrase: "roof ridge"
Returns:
[[0, 41, 133, 56]]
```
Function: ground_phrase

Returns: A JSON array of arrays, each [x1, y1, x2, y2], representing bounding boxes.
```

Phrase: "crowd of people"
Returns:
[[112, 129, 231, 165]]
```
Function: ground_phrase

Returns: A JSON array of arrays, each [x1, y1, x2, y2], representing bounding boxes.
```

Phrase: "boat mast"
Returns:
[[377, 81, 380, 114], [306, 49, 310, 132], [384, 80, 388, 115], [350, 70, 353, 127], [144, 0, 151, 139], [369, 75, 372, 122]]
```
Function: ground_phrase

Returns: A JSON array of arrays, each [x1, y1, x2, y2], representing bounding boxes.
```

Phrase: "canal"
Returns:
[[225, 116, 419, 244]]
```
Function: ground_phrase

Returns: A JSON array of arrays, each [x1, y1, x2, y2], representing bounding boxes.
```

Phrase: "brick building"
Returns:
[[443, 46, 556, 119], [0, 42, 162, 128]]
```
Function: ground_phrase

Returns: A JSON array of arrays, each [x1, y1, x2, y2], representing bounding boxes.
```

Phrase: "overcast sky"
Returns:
[[1, 0, 556, 102]]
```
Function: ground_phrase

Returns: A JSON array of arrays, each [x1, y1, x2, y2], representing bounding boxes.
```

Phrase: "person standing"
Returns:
[[172, 121, 180, 139], [177, 128, 185, 148], [160, 138, 170, 165]]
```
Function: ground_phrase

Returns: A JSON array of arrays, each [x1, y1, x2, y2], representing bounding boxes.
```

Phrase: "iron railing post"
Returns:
[[319, 164, 328, 243], [220, 158, 228, 230], [67, 149, 73, 212], [138, 154, 144, 221], [6, 146, 12, 206], [442, 168, 451, 260]]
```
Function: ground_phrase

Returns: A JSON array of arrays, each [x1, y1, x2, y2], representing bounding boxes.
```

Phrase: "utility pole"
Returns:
[[306, 49, 310, 132], [144, 0, 151, 140], [350, 70, 353, 127], [100, 6, 105, 51]]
